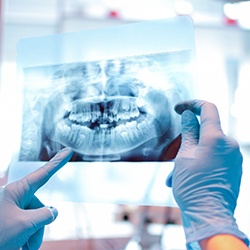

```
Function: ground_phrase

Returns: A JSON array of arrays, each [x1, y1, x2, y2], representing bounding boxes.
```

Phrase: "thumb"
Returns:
[[26, 206, 58, 230], [23, 206, 58, 250], [166, 110, 199, 188], [22, 207, 58, 250], [36, 205, 58, 225], [179, 110, 200, 152]]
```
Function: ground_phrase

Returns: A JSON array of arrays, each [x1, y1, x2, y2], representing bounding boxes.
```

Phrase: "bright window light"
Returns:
[[0, 62, 19, 175], [174, 0, 193, 15]]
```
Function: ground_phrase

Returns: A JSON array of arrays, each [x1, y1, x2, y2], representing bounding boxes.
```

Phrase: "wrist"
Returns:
[[200, 234, 249, 250]]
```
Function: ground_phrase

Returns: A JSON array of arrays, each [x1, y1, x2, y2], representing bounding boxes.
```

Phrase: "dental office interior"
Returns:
[[0, 0, 250, 249]]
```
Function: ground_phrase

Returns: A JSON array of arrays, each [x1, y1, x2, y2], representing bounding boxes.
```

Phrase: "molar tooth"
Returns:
[[122, 112, 130, 120], [131, 109, 140, 118], [130, 103, 140, 118], [124, 121, 137, 135], [120, 130, 129, 142], [125, 124, 136, 141], [136, 97, 145, 108], [130, 121, 137, 127], [126, 121, 137, 138], [71, 105, 77, 114], [64, 102, 72, 112], [80, 126, 91, 135], [145, 115, 155, 128], [87, 129, 95, 146], [76, 134, 86, 147], [76, 113, 83, 123], [137, 120, 150, 136], [78, 131, 86, 141], [130, 127, 139, 141], [74, 126, 90, 147], [84, 112, 92, 122], [79, 125, 90, 138], [117, 112, 123, 121], [69, 124, 80, 143], [116, 124, 128, 138], [114, 125, 128, 144], [125, 121, 130, 127], [69, 113, 77, 122], [76, 114, 83, 123], [69, 104, 80, 121], [57, 121, 70, 137], [113, 114, 118, 122]]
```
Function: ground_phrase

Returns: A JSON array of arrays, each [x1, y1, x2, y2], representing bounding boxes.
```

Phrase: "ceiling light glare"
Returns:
[[238, 1, 250, 29], [85, 4, 107, 18]]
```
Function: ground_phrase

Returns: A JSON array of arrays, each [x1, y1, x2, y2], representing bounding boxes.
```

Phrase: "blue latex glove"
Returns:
[[166, 100, 249, 249], [0, 147, 73, 250]]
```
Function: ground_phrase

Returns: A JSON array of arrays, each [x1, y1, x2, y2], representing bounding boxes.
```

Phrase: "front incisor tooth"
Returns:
[[100, 124, 109, 129], [121, 99, 130, 111], [110, 100, 121, 115]]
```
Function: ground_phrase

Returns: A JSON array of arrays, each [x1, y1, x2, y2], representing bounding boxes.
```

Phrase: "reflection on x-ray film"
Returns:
[[19, 51, 193, 162]]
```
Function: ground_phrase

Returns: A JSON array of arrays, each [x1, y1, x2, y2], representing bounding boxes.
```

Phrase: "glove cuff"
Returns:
[[181, 211, 249, 249]]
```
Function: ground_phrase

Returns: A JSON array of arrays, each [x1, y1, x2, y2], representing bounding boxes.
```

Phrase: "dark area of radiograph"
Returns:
[[19, 51, 193, 162]]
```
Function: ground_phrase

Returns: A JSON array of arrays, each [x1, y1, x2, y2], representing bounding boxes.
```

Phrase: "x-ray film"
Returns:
[[8, 16, 196, 206]]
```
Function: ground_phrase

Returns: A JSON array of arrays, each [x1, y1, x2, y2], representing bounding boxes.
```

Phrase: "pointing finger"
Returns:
[[23, 147, 73, 195]]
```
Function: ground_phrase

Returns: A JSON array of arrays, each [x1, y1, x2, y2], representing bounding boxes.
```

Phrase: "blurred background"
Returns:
[[0, 0, 250, 249]]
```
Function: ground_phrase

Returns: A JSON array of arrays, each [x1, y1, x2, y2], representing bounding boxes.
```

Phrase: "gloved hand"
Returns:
[[0, 147, 73, 250], [166, 100, 249, 249]]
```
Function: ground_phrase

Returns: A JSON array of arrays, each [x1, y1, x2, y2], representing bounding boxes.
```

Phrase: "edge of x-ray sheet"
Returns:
[[8, 161, 177, 206], [8, 15, 195, 206], [16, 15, 195, 66]]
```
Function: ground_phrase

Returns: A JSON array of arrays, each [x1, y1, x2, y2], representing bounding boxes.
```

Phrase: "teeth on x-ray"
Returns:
[[20, 52, 192, 161]]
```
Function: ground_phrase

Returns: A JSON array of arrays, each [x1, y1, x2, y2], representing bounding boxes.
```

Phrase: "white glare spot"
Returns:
[[174, 0, 193, 15]]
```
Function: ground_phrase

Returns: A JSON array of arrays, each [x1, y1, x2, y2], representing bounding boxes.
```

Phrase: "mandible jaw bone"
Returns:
[[43, 57, 173, 160]]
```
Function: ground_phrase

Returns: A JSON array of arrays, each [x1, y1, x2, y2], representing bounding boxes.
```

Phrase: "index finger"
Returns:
[[175, 99, 223, 138], [25, 147, 73, 194]]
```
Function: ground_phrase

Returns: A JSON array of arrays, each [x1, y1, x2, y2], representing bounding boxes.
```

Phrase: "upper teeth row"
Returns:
[[67, 99, 143, 124]]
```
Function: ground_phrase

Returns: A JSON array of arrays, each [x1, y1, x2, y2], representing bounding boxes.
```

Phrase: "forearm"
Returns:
[[200, 234, 249, 250]]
